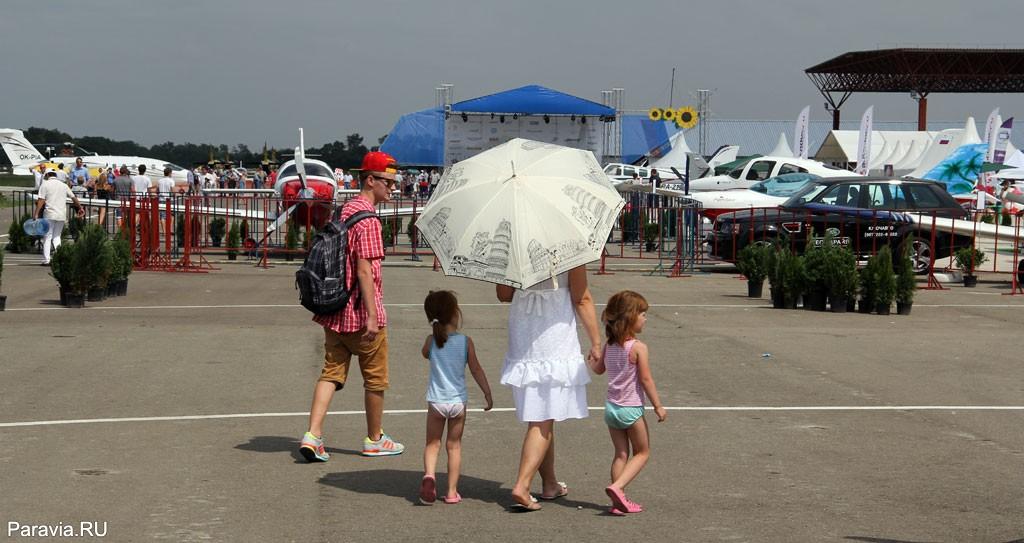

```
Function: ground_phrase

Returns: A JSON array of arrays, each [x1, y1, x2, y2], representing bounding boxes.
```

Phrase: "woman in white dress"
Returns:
[[497, 265, 602, 510]]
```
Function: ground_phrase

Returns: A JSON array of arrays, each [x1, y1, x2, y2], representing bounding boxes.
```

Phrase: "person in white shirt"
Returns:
[[132, 164, 154, 195], [157, 167, 176, 200], [33, 162, 46, 190], [55, 163, 69, 183], [33, 171, 85, 265]]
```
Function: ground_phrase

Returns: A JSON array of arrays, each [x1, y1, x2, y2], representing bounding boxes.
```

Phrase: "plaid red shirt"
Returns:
[[313, 196, 387, 333]]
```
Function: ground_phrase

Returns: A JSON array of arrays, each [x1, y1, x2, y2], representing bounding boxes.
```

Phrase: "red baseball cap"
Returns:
[[361, 151, 397, 180]]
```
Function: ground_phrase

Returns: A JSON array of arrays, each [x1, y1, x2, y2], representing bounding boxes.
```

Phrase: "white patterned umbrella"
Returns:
[[415, 138, 625, 289]]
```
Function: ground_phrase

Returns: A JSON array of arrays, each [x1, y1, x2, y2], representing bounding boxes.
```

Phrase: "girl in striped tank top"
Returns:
[[590, 290, 667, 515]]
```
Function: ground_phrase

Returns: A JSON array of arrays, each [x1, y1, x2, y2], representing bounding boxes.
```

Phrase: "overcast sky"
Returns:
[[3, 0, 1023, 149]]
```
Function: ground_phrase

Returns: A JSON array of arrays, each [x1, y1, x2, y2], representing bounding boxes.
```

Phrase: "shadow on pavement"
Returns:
[[235, 435, 362, 463], [319, 468, 606, 513]]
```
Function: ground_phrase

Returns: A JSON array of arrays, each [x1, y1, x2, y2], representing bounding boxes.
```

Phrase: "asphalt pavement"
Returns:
[[1, 257, 1023, 542]]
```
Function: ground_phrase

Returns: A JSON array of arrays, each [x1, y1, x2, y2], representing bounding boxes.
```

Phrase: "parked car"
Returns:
[[709, 177, 972, 273]]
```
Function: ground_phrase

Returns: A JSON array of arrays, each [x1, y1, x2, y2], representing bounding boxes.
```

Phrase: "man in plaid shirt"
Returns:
[[299, 151, 405, 461]]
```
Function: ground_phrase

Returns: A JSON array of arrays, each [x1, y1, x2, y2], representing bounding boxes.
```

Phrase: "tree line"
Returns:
[[14, 127, 384, 170]]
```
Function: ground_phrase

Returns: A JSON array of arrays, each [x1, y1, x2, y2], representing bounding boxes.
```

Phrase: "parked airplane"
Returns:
[[686, 155, 852, 192], [266, 128, 338, 232], [0, 128, 189, 183]]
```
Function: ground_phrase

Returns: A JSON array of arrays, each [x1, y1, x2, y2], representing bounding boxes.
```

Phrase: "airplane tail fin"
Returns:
[[0, 129, 44, 174], [707, 145, 739, 173]]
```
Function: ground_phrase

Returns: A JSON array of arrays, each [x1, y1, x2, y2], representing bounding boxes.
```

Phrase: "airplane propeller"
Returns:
[[266, 128, 325, 233]]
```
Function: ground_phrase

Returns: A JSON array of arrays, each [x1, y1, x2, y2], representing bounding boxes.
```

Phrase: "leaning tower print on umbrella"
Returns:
[[416, 138, 625, 289]]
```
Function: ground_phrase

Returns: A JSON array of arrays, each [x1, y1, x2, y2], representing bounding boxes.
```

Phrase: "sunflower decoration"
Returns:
[[648, 107, 663, 121], [675, 106, 698, 129]]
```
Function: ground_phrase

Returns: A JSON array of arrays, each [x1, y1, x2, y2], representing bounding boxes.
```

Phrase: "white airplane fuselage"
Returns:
[[688, 156, 852, 192], [0, 128, 189, 184]]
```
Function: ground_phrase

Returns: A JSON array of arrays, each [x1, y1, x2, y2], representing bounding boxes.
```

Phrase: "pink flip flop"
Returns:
[[419, 476, 437, 505], [442, 493, 462, 504]]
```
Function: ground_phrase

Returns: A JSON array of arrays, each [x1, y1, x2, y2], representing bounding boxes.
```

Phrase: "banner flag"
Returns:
[[794, 106, 810, 159], [983, 108, 1000, 144], [993, 117, 1013, 165], [855, 106, 873, 175]]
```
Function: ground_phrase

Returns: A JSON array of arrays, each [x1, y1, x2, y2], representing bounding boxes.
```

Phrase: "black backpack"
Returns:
[[295, 210, 377, 316]]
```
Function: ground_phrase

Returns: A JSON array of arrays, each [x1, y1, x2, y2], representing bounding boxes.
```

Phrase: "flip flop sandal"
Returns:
[[442, 493, 462, 504], [508, 495, 540, 512], [419, 476, 437, 505], [539, 482, 569, 500]]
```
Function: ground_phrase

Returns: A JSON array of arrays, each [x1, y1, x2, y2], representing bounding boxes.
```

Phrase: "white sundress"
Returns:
[[500, 272, 591, 422]]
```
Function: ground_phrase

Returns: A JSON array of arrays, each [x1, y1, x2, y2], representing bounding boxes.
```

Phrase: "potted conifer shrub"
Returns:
[[954, 247, 987, 288], [858, 261, 878, 314], [226, 221, 240, 261], [801, 239, 828, 311], [736, 243, 769, 298], [208, 217, 226, 247], [770, 246, 803, 309], [874, 246, 897, 315], [825, 245, 858, 313], [766, 246, 784, 308], [50, 243, 75, 305], [109, 236, 132, 296], [643, 222, 660, 252], [0, 247, 5, 311], [284, 221, 299, 261], [80, 225, 113, 302], [895, 243, 917, 315]]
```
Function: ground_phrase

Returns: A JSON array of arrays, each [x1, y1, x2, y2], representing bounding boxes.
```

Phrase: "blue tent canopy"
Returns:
[[450, 85, 615, 116], [381, 85, 617, 166], [380, 107, 445, 166]]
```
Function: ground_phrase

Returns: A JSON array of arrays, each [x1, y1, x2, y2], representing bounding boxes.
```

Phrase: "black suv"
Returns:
[[709, 177, 972, 273]]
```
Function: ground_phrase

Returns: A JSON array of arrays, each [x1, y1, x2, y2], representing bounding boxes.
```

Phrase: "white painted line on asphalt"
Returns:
[[7, 302, 1024, 312], [2, 406, 1022, 428]]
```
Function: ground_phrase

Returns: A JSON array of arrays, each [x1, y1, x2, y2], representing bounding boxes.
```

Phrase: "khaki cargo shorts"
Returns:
[[319, 327, 389, 391]]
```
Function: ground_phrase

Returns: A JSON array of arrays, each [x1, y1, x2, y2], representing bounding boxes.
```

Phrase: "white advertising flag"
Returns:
[[855, 106, 873, 175], [794, 106, 810, 159], [983, 108, 1000, 144], [993, 117, 1013, 165]]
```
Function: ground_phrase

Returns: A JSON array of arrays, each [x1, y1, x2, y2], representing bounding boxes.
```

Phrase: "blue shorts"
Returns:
[[604, 401, 644, 430]]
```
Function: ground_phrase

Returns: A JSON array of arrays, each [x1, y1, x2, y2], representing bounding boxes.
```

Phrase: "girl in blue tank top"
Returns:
[[418, 290, 493, 506]]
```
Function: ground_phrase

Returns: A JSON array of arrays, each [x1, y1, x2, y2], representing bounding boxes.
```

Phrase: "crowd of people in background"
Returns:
[[32, 156, 446, 203]]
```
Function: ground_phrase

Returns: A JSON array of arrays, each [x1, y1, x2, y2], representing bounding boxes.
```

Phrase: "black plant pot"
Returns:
[[65, 293, 86, 308], [858, 299, 873, 314], [807, 289, 828, 311], [644, 241, 657, 252], [0, 294, 6, 311], [228, 253, 237, 261], [830, 295, 848, 313], [896, 301, 913, 316], [87, 284, 107, 301], [285, 253, 295, 262], [963, 274, 978, 288], [875, 302, 892, 316], [107, 282, 118, 297], [211, 239, 222, 248], [771, 289, 785, 309], [118, 279, 128, 296], [846, 297, 857, 312], [784, 295, 798, 310], [59, 285, 68, 306], [747, 280, 764, 298]]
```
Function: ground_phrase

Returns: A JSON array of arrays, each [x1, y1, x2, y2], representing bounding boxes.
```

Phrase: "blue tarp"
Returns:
[[380, 107, 445, 166], [450, 85, 615, 116]]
